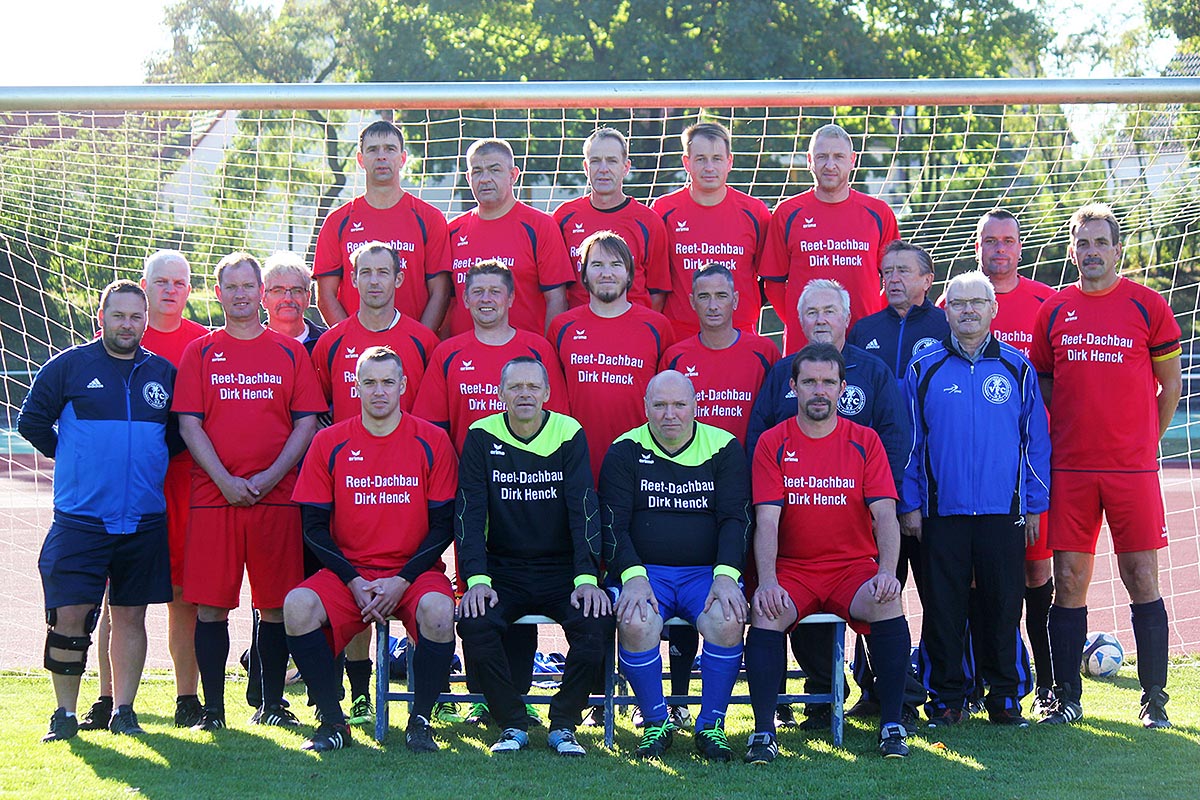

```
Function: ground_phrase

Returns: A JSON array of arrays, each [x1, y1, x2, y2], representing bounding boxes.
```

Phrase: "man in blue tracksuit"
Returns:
[[847, 240, 949, 380], [899, 270, 1050, 727], [18, 279, 178, 742]]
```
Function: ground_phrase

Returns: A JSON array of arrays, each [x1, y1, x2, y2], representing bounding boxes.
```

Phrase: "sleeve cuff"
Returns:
[[573, 574, 598, 589], [713, 565, 741, 582], [466, 575, 492, 589], [620, 566, 648, 583]]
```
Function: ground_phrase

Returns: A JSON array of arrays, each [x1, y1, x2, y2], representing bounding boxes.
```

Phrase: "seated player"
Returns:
[[285, 346, 458, 753], [744, 343, 912, 762], [602, 370, 751, 761]]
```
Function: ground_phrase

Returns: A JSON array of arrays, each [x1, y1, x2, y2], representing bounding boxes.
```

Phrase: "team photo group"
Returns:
[[18, 117, 1181, 764]]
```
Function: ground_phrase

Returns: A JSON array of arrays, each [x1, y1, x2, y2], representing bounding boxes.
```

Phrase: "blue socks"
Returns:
[[695, 641, 743, 730], [619, 645, 667, 724]]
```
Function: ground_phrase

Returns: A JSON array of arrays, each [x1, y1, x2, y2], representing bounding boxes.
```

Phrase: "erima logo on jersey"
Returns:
[[460, 360, 475, 372], [573, 223, 585, 234], [350, 221, 365, 233], [458, 235, 469, 246], [1065, 309, 1078, 323], [638, 451, 654, 464], [802, 217, 817, 229], [675, 220, 689, 233], [865, 339, 880, 350], [490, 443, 506, 456], [86, 377, 104, 389], [982, 374, 1012, 405], [142, 382, 169, 410], [572, 329, 588, 340], [837, 384, 866, 416], [212, 352, 227, 363], [783, 450, 799, 463], [684, 365, 698, 378], [344, 347, 358, 360], [348, 449, 364, 462], [943, 384, 962, 394]]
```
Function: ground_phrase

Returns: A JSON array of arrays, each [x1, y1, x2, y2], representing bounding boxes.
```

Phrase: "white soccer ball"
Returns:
[[1082, 631, 1124, 678]]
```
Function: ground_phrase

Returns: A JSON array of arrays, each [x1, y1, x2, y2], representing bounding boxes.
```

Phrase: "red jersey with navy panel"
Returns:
[[651, 186, 770, 338], [174, 328, 327, 505], [990, 276, 1055, 359], [1031, 277, 1181, 472], [311, 314, 439, 421], [552, 194, 671, 309], [312, 193, 452, 319], [661, 331, 781, 443], [752, 416, 896, 564], [412, 329, 570, 453], [292, 414, 457, 570], [760, 189, 900, 351], [446, 202, 575, 336], [549, 303, 676, 478], [142, 318, 209, 366]]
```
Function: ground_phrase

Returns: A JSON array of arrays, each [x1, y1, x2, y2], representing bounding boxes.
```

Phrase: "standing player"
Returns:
[[446, 138, 574, 336], [414, 260, 569, 454], [744, 343, 912, 762], [456, 357, 613, 757], [651, 121, 770, 339], [602, 370, 751, 761], [760, 124, 900, 352], [313, 120, 452, 331], [549, 230, 676, 480], [974, 208, 1057, 714], [1032, 204, 1182, 728], [175, 252, 326, 731], [553, 127, 671, 310], [263, 253, 327, 352], [286, 346, 458, 753], [19, 280, 177, 741]]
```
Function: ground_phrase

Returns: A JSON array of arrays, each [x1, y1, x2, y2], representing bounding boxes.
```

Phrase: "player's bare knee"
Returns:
[[1025, 558, 1052, 587], [196, 604, 229, 624], [282, 589, 322, 635], [108, 604, 147, 630], [697, 611, 744, 647], [416, 593, 455, 643]]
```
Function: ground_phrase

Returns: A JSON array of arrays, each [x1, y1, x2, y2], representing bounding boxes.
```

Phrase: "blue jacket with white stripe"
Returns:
[[18, 340, 177, 535], [847, 299, 949, 380]]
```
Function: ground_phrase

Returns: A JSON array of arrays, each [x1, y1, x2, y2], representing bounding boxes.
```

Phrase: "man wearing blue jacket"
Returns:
[[900, 270, 1050, 727], [18, 280, 178, 742]]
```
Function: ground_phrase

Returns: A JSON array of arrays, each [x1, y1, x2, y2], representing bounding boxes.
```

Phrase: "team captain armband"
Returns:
[[713, 565, 741, 582], [1151, 338, 1182, 362]]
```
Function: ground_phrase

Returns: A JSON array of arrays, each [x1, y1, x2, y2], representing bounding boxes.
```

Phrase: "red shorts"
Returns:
[[165, 455, 192, 587], [1048, 470, 1168, 554], [775, 556, 878, 635], [182, 504, 303, 609], [1025, 509, 1052, 562], [299, 567, 454, 654]]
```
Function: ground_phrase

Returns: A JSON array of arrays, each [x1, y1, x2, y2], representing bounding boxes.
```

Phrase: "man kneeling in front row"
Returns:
[[284, 346, 459, 753], [744, 343, 913, 761]]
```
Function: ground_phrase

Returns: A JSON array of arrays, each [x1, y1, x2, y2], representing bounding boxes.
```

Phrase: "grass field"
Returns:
[[1, 664, 1197, 800]]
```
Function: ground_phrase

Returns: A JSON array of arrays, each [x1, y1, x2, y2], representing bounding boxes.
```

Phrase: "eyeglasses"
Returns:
[[265, 286, 309, 298], [946, 297, 991, 311]]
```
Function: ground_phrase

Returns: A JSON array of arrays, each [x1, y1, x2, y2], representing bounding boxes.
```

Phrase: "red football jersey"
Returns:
[[292, 414, 458, 570], [311, 314, 439, 421], [552, 194, 671, 309], [549, 304, 676, 478], [142, 318, 209, 367], [174, 328, 327, 505], [411, 329, 570, 453], [312, 193, 451, 319], [760, 189, 900, 352], [661, 331, 781, 443], [990, 276, 1055, 359], [1032, 277, 1181, 472], [650, 187, 770, 338], [753, 416, 896, 563], [446, 202, 574, 336]]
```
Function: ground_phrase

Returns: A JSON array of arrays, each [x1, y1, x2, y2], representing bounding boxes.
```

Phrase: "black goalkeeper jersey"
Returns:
[[600, 421, 750, 581], [455, 410, 601, 588]]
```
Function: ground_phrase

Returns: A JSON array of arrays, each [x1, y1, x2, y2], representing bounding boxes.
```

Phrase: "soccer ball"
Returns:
[[1082, 631, 1124, 678]]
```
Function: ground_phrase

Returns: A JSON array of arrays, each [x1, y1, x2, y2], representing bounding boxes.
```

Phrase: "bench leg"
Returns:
[[831, 621, 845, 747], [604, 635, 616, 748], [375, 620, 389, 744]]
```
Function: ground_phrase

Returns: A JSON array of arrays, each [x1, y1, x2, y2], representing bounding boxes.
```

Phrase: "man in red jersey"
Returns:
[[446, 138, 574, 337], [743, 343, 912, 762], [549, 230, 675, 480], [263, 253, 327, 353], [314, 242, 439, 421], [175, 252, 326, 732], [975, 208, 1057, 716], [661, 263, 780, 443], [553, 127, 671, 311], [761, 124, 900, 353], [651, 121, 770, 339], [414, 260, 569, 454], [1032, 203, 1182, 729], [286, 346, 458, 754], [313, 120, 452, 331]]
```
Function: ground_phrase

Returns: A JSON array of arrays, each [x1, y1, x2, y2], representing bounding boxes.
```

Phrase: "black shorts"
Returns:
[[39, 521, 172, 610]]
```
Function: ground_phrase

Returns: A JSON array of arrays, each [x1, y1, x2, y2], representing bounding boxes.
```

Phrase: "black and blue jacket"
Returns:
[[847, 298, 949, 380], [900, 335, 1050, 517], [18, 340, 178, 535], [746, 343, 910, 491]]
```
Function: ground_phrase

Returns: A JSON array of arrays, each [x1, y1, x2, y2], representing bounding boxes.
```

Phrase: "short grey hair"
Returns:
[[945, 269, 996, 303], [262, 251, 312, 286], [143, 249, 189, 281], [797, 278, 851, 317], [808, 123, 854, 153]]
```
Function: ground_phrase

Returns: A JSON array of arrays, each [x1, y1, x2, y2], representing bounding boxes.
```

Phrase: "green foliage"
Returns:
[[1146, 0, 1200, 43]]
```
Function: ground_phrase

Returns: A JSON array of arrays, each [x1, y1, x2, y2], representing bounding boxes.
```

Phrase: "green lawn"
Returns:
[[1, 664, 1197, 800]]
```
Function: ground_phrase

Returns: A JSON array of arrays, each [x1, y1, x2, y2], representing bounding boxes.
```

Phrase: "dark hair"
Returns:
[[691, 263, 735, 290], [356, 345, 404, 377], [501, 355, 549, 387], [975, 207, 1021, 240], [351, 241, 401, 276], [359, 120, 404, 149], [882, 240, 934, 276], [465, 259, 514, 293], [100, 279, 147, 313], [791, 342, 846, 383], [214, 251, 262, 286], [681, 121, 731, 155], [579, 230, 634, 288]]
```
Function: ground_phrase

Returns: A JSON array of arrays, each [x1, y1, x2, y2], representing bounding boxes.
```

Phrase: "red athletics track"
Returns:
[[2, 454, 1199, 671]]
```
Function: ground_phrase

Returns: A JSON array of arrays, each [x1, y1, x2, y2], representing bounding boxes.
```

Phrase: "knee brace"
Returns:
[[44, 607, 98, 676]]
